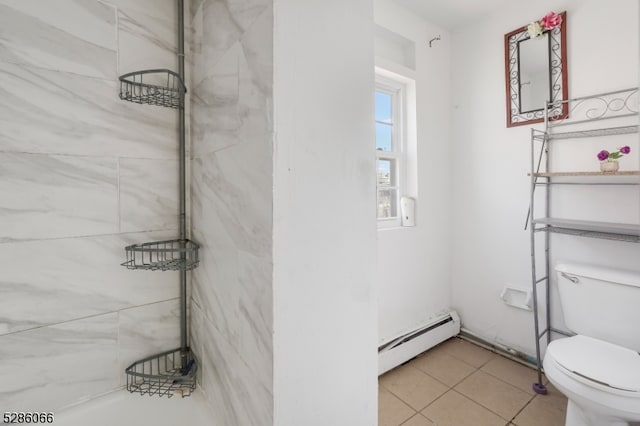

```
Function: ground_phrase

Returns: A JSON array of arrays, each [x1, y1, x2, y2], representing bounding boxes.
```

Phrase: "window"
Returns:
[[375, 77, 404, 226]]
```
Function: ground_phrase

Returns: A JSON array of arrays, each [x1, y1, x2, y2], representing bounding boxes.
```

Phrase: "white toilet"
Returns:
[[543, 263, 640, 426]]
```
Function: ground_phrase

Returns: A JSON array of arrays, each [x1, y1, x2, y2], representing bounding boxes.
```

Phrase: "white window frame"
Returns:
[[376, 76, 407, 229]]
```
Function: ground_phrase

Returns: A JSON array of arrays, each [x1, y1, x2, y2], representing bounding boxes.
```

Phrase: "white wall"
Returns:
[[374, 0, 453, 344], [272, 0, 378, 424], [0, 0, 186, 411], [450, 0, 640, 357]]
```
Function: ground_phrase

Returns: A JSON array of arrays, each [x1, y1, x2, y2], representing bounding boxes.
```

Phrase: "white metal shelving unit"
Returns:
[[527, 87, 640, 395]]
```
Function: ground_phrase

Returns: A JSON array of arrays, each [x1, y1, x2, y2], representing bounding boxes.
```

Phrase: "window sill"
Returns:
[[377, 218, 402, 230]]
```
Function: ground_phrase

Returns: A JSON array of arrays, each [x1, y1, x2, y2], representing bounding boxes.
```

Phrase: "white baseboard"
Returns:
[[378, 311, 460, 375]]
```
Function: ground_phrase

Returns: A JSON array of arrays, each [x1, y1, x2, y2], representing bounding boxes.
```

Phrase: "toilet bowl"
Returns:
[[544, 264, 640, 426], [544, 335, 640, 426]]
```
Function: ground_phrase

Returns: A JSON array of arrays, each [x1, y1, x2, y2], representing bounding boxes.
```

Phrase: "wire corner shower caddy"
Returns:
[[122, 239, 199, 272], [527, 87, 640, 396], [119, 69, 186, 109], [119, 0, 198, 398]]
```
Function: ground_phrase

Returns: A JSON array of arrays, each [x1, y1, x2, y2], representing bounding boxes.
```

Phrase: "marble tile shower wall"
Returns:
[[0, 0, 190, 411], [189, 0, 274, 424]]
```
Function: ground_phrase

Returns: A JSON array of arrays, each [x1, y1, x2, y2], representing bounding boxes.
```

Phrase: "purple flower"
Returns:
[[620, 146, 631, 154], [597, 150, 609, 161]]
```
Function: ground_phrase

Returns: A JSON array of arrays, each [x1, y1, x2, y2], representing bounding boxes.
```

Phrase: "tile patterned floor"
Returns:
[[379, 337, 567, 426]]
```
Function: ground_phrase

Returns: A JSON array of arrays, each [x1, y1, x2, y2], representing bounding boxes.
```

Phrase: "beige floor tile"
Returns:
[[481, 355, 543, 395], [380, 364, 449, 411], [421, 390, 506, 426], [410, 347, 476, 387], [400, 413, 435, 426], [438, 338, 496, 368], [455, 370, 533, 421], [379, 386, 416, 426], [512, 382, 567, 426]]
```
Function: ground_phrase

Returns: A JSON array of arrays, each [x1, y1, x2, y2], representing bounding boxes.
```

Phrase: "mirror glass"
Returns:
[[518, 33, 550, 113], [504, 12, 568, 127]]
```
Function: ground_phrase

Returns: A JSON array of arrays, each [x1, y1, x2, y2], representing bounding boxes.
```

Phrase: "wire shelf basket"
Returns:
[[122, 239, 199, 271], [119, 69, 186, 109], [125, 348, 197, 398]]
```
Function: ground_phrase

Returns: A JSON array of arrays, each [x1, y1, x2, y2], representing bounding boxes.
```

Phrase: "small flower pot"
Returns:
[[600, 161, 619, 173]]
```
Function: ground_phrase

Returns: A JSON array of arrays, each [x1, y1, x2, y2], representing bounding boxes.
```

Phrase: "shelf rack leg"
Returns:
[[530, 229, 547, 394], [530, 128, 547, 395], [544, 136, 552, 350]]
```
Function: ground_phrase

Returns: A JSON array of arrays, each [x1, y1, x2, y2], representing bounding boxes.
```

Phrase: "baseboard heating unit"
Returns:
[[378, 311, 460, 375]]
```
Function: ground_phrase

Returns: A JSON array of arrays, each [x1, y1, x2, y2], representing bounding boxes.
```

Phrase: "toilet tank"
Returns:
[[556, 263, 640, 352]]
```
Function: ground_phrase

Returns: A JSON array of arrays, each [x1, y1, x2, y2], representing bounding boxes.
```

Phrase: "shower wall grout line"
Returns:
[[0, 150, 179, 161], [0, 228, 180, 245], [0, 297, 182, 338]]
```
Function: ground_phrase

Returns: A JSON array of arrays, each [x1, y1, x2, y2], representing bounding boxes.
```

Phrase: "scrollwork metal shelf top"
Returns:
[[546, 87, 639, 130]]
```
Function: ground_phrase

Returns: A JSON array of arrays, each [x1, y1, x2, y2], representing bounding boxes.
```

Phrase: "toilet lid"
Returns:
[[548, 335, 640, 393]]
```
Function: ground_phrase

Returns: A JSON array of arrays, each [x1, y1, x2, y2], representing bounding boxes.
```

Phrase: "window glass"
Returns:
[[375, 91, 393, 152], [375, 122, 392, 151], [375, 91, 392, 123], [377, 159, 395, 186], [375, 78, 406, 225], [377, 188, 398, 219]]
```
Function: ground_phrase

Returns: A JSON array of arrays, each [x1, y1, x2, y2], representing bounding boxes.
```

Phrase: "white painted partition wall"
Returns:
[[273, 0, 378, 424], [374, 0, 454, 350]]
